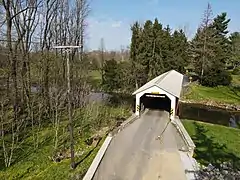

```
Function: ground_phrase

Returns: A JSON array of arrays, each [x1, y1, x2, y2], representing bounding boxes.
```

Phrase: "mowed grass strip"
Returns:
[[232, 75, 240, 85], [184, 84, 240, 105], [183, 120, 240, 168]]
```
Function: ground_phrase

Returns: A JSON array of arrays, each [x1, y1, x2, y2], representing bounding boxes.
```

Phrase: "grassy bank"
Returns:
[[183, 84, 240, 106], [88, 70, 102, 90], [183, 120, 240, 168], [0, 103, 131, 179], [232, 75, 240, 85]]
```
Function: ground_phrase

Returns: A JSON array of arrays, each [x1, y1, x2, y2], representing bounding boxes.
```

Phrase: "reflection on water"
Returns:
[[85, 92, 111, 103], [179, 102, 240, 128], [28, 86, 240, 129]]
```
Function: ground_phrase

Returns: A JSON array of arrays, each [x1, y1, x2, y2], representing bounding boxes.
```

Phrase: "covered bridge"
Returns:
[[132, 70, 184, 120]]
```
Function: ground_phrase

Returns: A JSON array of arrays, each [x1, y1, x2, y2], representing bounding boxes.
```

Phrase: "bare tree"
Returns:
[[191, 3, 216, 82], [0, 0, 91, 170], [2, 0, 20, 126], [40, 0, 58, 112], [10, 0, 41, 148], [66, 0, 91, 108], [1, 0, 39, 166], [200, 3, 213, 81]]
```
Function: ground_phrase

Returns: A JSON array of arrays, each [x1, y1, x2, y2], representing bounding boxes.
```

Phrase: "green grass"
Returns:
[[89, 70, 101, 81], [183, 84, 240, 105], [88, 70, 102, 90], [232, 75, 240, 85], [183, 120, 240, 168], [0, 103, 131, 179], [0, 136, 104, 180]]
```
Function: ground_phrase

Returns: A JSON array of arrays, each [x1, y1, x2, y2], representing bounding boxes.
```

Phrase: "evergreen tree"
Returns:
[[171, 29, 190, 73], [148, 18, 164, 80], [229, 32, 240, 71], [212, 12, 231, 65], [209, 12, 232, 85], [140, 20, 154, 83], [130, 20, 192, 84], [162, 25, 174, 72], [201, 65, 232, 87], [102, 59, 120, 92], [130, 21, 145, 89], [118, 61, 133, 92]]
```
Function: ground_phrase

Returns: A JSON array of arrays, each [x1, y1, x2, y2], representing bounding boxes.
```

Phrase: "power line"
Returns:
[[0, 39, 41, 44]]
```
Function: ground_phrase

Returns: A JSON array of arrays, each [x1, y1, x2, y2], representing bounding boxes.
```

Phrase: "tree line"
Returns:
[[0, 0, 90, 169], [102, 4, 240, 92]]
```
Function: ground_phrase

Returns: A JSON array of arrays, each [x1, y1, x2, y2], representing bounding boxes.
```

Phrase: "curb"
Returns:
[[114, 109, 149, 136], [172, 117, 195, 157], [109, 113, 139, 137], [83, 113, 141, 180], [83, 136, 112, 180], [179, 151, 199, 180]]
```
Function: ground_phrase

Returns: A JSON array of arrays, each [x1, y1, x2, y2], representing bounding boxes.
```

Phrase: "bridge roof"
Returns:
[[132, 70, 184, 98]]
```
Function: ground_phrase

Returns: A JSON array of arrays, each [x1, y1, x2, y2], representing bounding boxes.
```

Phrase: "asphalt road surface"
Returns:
[[93, 110, 188, 180]]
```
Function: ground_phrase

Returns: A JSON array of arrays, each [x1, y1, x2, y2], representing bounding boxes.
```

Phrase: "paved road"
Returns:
[[93, 110, 188, 180]]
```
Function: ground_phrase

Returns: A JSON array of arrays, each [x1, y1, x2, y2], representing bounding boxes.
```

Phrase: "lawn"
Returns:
[[88, 70, 102, 90], [183, 120, 240, 168], [0, 103, 131, 179], [183, 84, 240, 105], [232, 75, 240, 85], [89, 70, 102, 81]]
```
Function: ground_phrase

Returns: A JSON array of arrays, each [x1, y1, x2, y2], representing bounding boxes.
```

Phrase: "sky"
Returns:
[[86, 0, 240, 51]]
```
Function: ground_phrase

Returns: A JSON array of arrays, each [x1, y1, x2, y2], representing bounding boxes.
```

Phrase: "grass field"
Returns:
[[183, 120, 240, 168], [232, 75, 240, 85], [88, 70, 102, 90], [183, 84, 240, 105], [0, 103, 131, 179], [89, 70, 102, 81]]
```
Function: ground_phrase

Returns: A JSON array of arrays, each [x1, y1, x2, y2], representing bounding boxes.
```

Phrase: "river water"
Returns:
[[84, 92, 240, 128], [30, 82, 240, 128], [179, 102, 240, 128]]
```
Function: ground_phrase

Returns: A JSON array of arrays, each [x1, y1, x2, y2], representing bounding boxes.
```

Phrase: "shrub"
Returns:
[[232, 67, 240, 75], [201, 68, 232, 87]]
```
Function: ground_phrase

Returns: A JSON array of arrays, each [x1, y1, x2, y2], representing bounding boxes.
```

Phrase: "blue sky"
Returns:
[[86, 0, 240, 50]]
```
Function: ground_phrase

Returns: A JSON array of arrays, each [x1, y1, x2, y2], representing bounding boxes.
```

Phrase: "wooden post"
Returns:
[[53, 46, 81, 169]]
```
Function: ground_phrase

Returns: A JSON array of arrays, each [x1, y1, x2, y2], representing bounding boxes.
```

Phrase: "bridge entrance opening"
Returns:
[[140, 93, 171, 113]]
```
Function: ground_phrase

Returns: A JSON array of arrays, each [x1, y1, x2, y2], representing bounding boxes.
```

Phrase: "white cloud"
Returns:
[[111, 21, 122, 28], [85, 17, 131, 50], [149, 0, 159, 5]]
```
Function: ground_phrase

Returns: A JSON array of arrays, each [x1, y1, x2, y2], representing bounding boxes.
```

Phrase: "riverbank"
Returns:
[[182, 83, 240, 111]]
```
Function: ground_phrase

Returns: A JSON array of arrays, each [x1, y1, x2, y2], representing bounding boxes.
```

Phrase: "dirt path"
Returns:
[[93, 110, 187, 180]]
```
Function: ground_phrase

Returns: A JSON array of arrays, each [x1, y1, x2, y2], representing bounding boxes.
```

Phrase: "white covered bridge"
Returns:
[[133, 70, 183, 120], [84, 70, 198, 180]]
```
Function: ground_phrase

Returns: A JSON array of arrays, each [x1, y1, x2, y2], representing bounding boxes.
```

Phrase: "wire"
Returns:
[[156, 117, 171, 141]]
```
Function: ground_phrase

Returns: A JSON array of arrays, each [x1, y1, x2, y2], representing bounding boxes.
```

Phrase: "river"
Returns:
[[179, 102, 240, 128]]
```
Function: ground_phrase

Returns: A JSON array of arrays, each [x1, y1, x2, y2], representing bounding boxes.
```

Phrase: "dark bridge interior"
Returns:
[[140, 93, 171, 113]]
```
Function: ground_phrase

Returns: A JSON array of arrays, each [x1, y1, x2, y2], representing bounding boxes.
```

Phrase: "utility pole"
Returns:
[[53, 45, 81, 169], [100, 38, 105, 91]]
